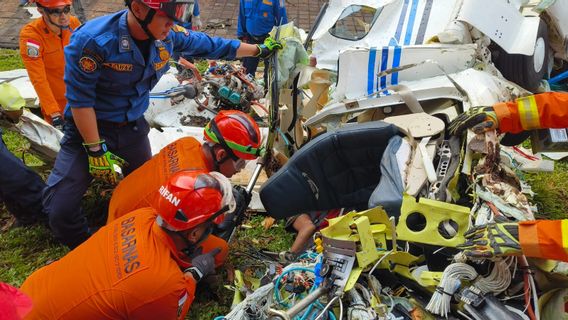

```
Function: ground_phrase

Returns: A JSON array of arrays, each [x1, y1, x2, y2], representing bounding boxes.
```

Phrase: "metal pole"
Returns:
[[285, 287, 328, 318]]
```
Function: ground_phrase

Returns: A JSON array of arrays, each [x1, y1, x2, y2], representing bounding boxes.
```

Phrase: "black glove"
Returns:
[[185, 247, 221, 282], [51, 115, 64, 131], [448, 106, 498, 135], [213, 186, 250, 240], [233, 185, 252, 209], [457, 222, 521, 258]]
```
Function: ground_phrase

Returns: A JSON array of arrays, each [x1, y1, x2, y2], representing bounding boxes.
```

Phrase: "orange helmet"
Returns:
[[155, 171, 235, 231], [204, 110, 264, 160], [36, 0, 71, 8], [128, 0, 194, 23]]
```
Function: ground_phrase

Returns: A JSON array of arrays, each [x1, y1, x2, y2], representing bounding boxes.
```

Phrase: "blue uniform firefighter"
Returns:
[[237, 0, 287, 80], [44, 0, 282, 248]]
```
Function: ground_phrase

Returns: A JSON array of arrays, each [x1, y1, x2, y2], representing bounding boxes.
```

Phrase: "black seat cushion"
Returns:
[[260, 121, 400, 219]]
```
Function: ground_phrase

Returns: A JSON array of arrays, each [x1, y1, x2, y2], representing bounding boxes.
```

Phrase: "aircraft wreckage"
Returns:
[[2, 0, 568, 319]]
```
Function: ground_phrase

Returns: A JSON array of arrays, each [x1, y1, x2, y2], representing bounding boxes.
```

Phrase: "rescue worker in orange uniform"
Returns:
[[19, 0, 81, 129], [21, 170, 235, 319], [448, 92, 568, 135], [107, 110, 263, 222], [450, 92, 568, 262]]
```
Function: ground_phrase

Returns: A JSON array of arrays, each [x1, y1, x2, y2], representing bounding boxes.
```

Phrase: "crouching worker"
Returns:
[[20, 170, 234, 319], [107, 110, 263, 222]]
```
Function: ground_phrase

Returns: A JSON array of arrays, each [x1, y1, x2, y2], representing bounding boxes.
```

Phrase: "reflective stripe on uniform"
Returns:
[[562, 220, 568, 256], [517, 95, 541, 130]]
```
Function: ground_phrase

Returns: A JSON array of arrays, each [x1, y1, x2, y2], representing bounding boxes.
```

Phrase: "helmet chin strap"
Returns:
[[207, 144, 233, 173], [127, 2, 157, 41], [176, 225, 213, 258]]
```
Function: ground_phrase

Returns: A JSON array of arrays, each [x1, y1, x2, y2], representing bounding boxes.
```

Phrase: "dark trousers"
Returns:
[[0, 130, 47, 225], [43, 118, 152, 248]]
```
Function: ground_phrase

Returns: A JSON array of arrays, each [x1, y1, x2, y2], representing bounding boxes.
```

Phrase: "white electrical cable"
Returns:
[[369, 251, 393, 276], [520, 255, 540, 320], [338, 294, 344, 320], [474, 259, 512, 294], [314, 295, 339, 320], [507, 306, 531, 320], [426, 263, 478, 317]]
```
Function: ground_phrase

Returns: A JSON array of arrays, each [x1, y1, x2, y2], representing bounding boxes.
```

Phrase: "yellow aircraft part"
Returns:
[[379, 251, 424, 280], [320, 207, 392, 292], [230, 270, 245, 307], [418, 271, 444, 287], [321, 207, 391, 268], [345, 267, 364, 293], [396, 194, 470, 247]]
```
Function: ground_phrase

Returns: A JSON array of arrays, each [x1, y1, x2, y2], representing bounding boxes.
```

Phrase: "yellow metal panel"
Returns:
[[396, 194, 470, 247]]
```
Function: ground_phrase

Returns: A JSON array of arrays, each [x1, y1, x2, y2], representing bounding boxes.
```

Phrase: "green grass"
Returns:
[[1, 128, 45, 168], [0, 224, 68, 287], [525, 159, 568, 219], [0, 49, 24, 71]]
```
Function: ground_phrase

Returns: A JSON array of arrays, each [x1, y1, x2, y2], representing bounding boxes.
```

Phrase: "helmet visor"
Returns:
[[160, 1, 194, 23]]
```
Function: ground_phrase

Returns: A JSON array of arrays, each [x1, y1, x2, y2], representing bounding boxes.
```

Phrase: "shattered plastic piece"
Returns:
[[15, 110, 63, 160], [500, 146, 554, 172], [475, 185, 533, 221]]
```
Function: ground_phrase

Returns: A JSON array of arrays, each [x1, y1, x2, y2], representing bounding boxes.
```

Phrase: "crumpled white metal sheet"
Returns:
[[333, 45, 476, 100], [312, 0, 456, 71]]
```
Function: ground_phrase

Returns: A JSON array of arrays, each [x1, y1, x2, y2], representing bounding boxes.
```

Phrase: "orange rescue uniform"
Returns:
[[493, 92, 568, 262], [19, 16, 81, 120], [519, 219, 568, 262], [494, 92, 568, 134], [108, 137, 209, 222], [20, 208, 228, 320]]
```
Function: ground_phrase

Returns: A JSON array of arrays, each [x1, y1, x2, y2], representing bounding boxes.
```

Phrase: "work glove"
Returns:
[[457, 222, 521, 258], [448, 106, 498, 135], [192, 15, 202, 31], [232, 185, 252, 209], [186, 247, 221, 282], [51, 114, 64, 131], [83, 141, 128, 185], [255, 37, 283, 59]]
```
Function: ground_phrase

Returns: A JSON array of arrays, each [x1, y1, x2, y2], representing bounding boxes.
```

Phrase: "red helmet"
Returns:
[[36, 0, 71, 8], [136, 0, 194, 23], [204, 110, 264, 160], [155, 171, 235, 231]]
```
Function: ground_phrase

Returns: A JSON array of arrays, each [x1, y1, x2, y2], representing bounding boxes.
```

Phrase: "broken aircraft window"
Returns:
[[329, 5, 380, 41]]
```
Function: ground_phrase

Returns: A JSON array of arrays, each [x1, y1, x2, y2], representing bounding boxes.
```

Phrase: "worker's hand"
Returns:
[[256, 37, 283, 59], [187, 247, 221, 281], [192, 15, 202, 31], [51, 113, 64, 131], [83, 141, 128, 185], [448, 106, 498, 135], [232, 185, 251, 210], [457, 222, 521, 258]]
